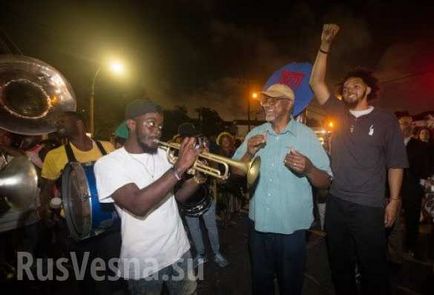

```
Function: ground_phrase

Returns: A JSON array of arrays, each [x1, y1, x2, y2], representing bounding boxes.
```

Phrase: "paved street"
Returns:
[[3, 212, 434, 294]]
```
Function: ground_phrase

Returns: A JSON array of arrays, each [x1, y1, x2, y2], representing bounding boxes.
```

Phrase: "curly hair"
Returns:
[[338, 68, 380, 101]]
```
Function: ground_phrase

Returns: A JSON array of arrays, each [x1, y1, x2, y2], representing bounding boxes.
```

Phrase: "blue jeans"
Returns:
[[185, 200, 220, 255], [248, 220, 306, 295], [127, 251, 197, 295]]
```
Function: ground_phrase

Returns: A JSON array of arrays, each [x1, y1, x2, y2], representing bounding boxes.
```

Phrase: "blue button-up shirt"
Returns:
[[233, 120, 331, 234]]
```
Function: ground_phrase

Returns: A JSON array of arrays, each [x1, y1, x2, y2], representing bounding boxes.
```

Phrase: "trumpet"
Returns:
[[156, 140, 261, 186]]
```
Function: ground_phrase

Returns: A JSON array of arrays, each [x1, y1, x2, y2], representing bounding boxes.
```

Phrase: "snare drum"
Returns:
[[61, 162, 118, 241], [178, 184, 211, 217]]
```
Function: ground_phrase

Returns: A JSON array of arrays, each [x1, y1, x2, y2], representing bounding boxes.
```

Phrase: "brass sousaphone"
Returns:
[[0, 156, 38, 209], [0, 55, 76, 135], [0, 55, 76, 209]]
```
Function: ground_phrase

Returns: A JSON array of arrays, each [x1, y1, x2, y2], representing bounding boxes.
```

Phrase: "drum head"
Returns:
[[61, 162, 92, 240], [179, 185, 212, 217]]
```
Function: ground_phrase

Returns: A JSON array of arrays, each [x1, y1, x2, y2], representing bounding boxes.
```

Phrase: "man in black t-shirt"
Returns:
[[310, 24, 408, 295]]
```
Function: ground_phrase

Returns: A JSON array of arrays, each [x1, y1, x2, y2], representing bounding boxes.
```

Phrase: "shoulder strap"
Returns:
[[65, 140, 107, 163], [95, 141, 107, 156], [64, 142, 77, 163]]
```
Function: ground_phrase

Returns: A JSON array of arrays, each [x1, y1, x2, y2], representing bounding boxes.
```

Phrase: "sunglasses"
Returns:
[[259, 96, 292, 106], [142, 119, 163, 131]]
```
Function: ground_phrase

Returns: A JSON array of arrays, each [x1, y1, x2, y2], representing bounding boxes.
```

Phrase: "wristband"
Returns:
[[319, 48, 329, 54], [172, 167, 183, 181], [390, 197, 401, 201]]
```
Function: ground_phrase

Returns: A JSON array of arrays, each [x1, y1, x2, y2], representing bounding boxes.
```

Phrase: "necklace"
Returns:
[[127, 150, 156, 179]]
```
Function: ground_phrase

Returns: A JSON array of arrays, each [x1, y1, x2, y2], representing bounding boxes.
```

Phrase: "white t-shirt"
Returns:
[[349, 106, 374, 118], [94, 147, 190, 279]]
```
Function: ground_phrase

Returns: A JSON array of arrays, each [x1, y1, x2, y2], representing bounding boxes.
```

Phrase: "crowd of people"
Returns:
[[1, 23, 434, 295]]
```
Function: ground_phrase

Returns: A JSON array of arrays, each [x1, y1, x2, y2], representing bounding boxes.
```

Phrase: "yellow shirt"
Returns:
[[41, 140, 114, 180]]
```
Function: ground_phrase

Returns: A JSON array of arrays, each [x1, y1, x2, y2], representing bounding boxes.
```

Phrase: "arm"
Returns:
[[284, 149, 331, 189], [111, 168, 185, 216], [175, 176, 205, 203], [111, 137, 200, 216], [384, 168, 403, 227], [426, 114, 434, 128], [306, 167, 332, 189], [38, 177, 56, 220], [310, 24, 340, 105]]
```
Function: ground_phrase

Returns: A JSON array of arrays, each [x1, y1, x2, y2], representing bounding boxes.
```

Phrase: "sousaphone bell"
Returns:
[[0, 55, 76, 135]]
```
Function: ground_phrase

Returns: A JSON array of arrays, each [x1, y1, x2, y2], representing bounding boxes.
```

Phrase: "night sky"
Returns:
[[1, 0, 434, 128]]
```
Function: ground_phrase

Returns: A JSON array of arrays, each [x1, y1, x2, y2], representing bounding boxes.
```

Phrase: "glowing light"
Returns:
[[50, 95, 58, 106], [109, 61, 125, 75]]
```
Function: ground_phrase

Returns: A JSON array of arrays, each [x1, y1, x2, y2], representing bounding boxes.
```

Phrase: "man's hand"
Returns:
[[284, 149, 313, 175], [38, 205, 56, 227], [321, 24, 340, 51], [384, 199, 401, 228], [426, 114, 434, 128], [175, 137, 201, 174], [247, 134, 266, 157]]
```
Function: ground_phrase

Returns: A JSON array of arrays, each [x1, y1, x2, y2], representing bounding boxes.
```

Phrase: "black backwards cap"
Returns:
[[125, 99, 163, 120]]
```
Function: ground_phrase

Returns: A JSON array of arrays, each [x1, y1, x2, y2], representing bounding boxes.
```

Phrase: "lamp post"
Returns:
[[89, 61, 125, 136], [248, 92, 258, 131]]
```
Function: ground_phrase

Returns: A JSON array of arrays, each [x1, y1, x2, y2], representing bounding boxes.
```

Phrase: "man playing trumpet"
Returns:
[[233, 83, 332, 294], [94, 99, 202, 295]]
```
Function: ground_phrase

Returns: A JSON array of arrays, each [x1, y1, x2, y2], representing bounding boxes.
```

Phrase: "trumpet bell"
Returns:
[[0, 156, 38, 209], [0, 55, 76, 135], [247, 156, 261, 186]]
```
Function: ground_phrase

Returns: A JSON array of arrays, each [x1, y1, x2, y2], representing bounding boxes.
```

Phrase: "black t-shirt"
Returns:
[[324, 96, 408, 207]]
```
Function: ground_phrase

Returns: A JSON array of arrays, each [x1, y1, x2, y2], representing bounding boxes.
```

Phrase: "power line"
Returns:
[[0, 27, 23, 55]]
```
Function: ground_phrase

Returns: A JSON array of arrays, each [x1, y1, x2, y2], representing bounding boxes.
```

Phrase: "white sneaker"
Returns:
[[193, 254, 207, 268], [214, 253, 229, 268]]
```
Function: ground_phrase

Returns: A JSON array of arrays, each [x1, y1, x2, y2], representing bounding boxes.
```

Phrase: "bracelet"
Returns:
[[390, 197, 401, 201], [172, 167, 183, 181], [319, 48, 329, 54]]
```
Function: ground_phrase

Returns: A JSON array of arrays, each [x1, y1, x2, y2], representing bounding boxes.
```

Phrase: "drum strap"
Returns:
[[64, 140, 108, 163]]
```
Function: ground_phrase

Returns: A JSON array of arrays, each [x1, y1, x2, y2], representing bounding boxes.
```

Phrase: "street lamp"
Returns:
[[89, 60, 125, 136], [248, 92, 259, 131]]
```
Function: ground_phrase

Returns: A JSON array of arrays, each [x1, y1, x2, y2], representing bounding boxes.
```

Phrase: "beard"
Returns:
[[136, 132, 158, 154], [265, 112, 276, 122], [264, 105, 293, 122], [343, 89, 366, 109]]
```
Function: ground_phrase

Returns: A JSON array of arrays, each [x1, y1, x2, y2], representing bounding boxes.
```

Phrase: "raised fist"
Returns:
[[321, 24, 340, 47]]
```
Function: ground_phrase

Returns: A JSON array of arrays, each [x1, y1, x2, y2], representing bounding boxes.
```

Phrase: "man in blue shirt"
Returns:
[[233, 83, 332, 295]]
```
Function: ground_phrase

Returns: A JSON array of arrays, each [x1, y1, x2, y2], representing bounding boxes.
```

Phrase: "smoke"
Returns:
[[175, 2, 377, 121], [376, 41, 434, 114]]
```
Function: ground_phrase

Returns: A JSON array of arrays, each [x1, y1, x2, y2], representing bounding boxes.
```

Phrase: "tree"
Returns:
[[162, 105, 192, 140]]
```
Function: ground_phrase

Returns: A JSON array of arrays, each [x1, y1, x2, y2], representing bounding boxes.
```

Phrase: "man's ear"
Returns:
[[365, 86, 372, 97], [286, 99, 295, 113], [126, 119, 136, 132]]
